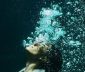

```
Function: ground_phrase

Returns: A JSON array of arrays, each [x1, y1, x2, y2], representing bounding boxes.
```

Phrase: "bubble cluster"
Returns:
[[24, 0, 85, 72]]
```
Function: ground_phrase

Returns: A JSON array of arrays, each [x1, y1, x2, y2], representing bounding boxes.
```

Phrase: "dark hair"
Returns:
[[38, 45, 62, 72]]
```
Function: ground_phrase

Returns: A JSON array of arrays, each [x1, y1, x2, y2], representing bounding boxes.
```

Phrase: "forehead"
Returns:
[[33, 43, 52, 51]]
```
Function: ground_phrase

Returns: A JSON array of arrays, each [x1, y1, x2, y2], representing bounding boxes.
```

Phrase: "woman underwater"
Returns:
[[19, 42, 62, 72], [19, 2, 64, 72]]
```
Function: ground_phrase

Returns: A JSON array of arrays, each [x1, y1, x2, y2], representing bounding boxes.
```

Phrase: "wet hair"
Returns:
[[38, 45, 62, 72]]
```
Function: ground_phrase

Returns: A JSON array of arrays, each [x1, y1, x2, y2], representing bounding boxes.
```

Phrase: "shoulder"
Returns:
[[19, 68, 45, 72], [33, 69, 45, 72], [19, 67, 26, 72]]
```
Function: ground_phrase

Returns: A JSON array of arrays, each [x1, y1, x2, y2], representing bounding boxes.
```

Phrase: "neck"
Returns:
[[25, 62, 38, 72]]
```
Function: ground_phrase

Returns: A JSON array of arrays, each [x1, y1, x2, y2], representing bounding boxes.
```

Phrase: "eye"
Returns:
[[34, 43, 39, 46]]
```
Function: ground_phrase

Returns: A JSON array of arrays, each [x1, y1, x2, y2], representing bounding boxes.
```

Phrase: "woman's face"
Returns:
[[26, 43, 51, 55]]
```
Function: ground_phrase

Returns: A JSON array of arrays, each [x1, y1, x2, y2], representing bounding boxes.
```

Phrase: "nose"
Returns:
[[26, 45, 33, 50]]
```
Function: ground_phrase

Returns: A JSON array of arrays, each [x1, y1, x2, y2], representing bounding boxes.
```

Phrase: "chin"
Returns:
[[25, 50, 40, 62]]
